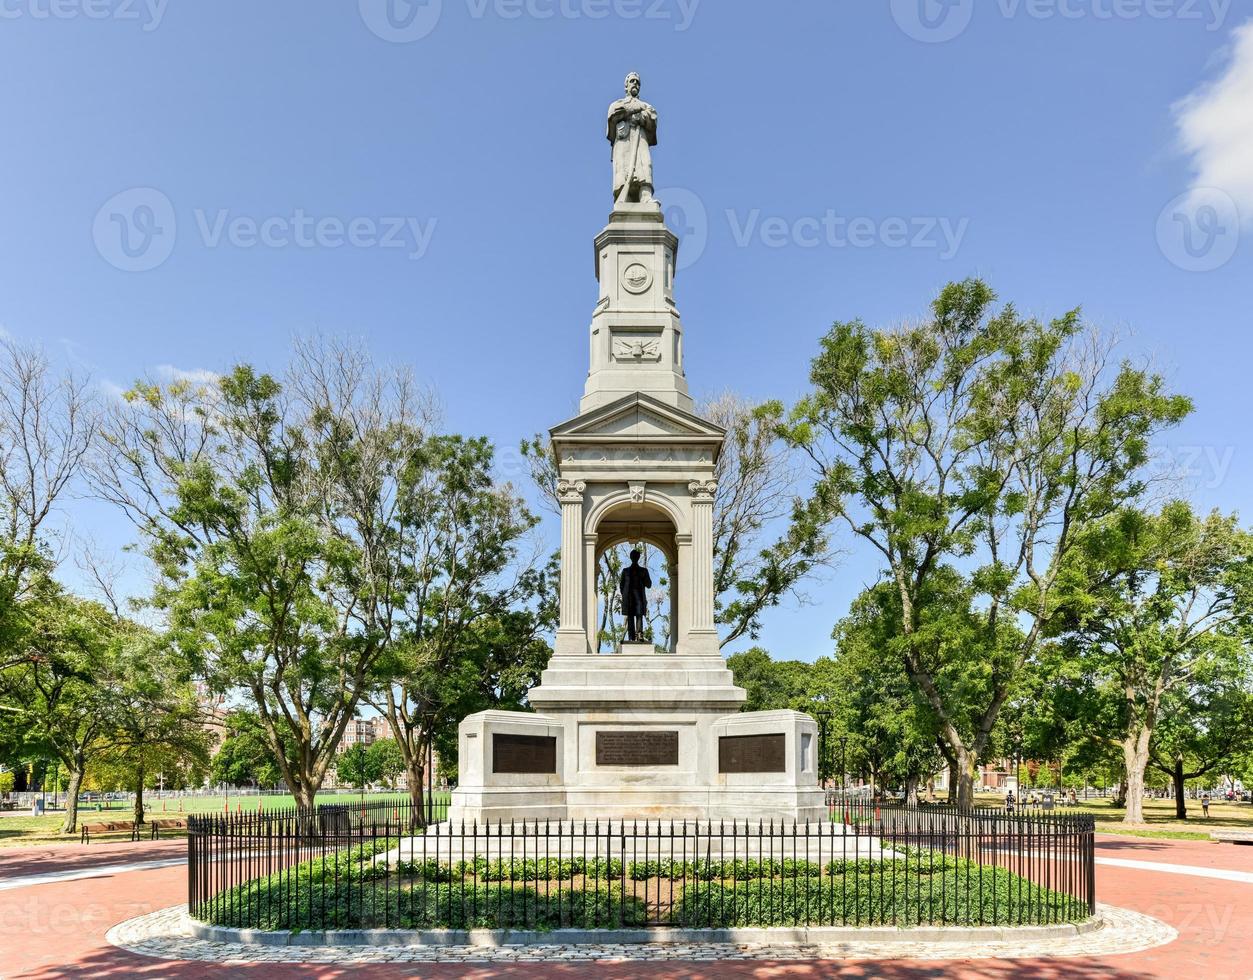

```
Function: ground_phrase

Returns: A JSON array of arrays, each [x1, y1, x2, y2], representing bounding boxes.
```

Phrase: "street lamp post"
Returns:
[[813, 708, 832, 787]]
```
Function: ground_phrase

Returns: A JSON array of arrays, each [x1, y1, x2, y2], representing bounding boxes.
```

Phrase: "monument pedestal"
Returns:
[[448, 650, 826, 825]]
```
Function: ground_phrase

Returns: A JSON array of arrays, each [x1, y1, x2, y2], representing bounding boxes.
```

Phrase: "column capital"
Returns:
[[688, 479, 717, 501], [557, 479, 587, 504]]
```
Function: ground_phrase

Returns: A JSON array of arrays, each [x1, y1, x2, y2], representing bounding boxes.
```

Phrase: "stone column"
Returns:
[[583, 534, 599, 653], [554, 480, 588, 655], [687, 481, 718, 653], [667, 547, 679, 653], [675, 532, 692, 649]]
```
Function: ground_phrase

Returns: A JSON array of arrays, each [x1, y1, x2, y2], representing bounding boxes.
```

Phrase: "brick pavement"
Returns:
[[0, 834, 1250, 978]]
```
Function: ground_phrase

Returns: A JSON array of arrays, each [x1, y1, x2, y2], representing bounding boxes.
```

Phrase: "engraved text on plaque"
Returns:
[[595, 730, 679, 766]]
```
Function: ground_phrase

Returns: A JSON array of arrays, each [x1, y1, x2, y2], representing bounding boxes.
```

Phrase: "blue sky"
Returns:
[[2, 0, 1251, 662]]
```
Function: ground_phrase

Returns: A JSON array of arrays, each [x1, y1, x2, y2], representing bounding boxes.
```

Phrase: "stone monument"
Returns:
[[448, 77, 825, 824]]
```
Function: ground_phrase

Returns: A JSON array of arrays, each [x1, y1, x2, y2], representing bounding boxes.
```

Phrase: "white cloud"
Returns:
[[99, 380, 128, 402], [155, 364, 221, 386], [1173, 18, 1253, 226]]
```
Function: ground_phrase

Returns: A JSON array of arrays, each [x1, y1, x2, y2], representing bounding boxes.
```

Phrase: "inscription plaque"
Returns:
[[595, 730, 679, 766], [718, 733, 786, 774], [492, 733, 557, 774]]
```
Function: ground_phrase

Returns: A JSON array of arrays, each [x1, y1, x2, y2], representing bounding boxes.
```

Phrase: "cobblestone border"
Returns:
[[107, 904, 1177, 963], [189, 917, 1101, 947]]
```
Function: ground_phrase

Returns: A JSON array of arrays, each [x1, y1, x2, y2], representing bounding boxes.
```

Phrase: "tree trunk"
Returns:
[[133, 762, 146, 826], [292, 779, 317, 810], [904, 775, 920, 806], [406, 759, 427, 830], [1173, 757, 1188, 820], [1121, 725, 1151, 823], [947, 760, 958, 803], [955, 748, 978, 809], [60, 768, 83, 835]]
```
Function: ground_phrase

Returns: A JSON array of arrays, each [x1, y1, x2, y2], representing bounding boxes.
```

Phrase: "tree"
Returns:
[[103, 633, 211, 825], [779, 280, 1191, 806], [91, 341, 433, 808], [1060, 503, 1253, 822], [522, 392, 832, 650], [1149, 670, 1253, 819], [0, 338, 97, 648], [725, 648, 812, 713], [831, 585, 945, 804], [336, 743, 380, 795], [369, 434, 544, 825], [366, 737, 406, 789], [211, 710, 288, 789], [0, 591, 121, 833]]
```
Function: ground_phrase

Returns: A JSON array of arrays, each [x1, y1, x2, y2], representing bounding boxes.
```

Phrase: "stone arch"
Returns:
[[587, 495, 682, 653], [583, 487, 686, 538]]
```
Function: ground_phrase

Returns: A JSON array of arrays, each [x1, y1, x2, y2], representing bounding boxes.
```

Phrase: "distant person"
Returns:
[[1005, 791, 1016, 814], [1202, 792, 1211, 818]]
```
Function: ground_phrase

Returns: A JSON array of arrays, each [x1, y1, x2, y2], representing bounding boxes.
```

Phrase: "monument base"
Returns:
[[386, 820, 889, 866], [448, 785, 827, 825], [448, 701, 827, 826]]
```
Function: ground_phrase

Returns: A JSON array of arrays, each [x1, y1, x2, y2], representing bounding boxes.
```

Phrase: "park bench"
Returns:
[[147, 818, 188, 839], [80, 817, 191, 843], [79, 820, 142, 844], [1211, 830, 1253, 845]]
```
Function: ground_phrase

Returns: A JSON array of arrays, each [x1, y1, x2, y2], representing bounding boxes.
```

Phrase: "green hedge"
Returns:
[[196, 847, 1088, 930], [676, 864, 1088, 927], [204, 881, 647, 931]]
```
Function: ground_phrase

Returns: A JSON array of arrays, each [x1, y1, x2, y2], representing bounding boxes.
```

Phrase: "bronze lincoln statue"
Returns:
[[619, 549, 652, 643]]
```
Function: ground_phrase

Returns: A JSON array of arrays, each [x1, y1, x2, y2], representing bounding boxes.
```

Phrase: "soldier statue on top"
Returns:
[[607, 72, 659, 208]]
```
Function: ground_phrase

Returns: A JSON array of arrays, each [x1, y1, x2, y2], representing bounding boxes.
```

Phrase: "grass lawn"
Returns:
[[973, 792, 1253, 840], [0, 791, 449, 848]]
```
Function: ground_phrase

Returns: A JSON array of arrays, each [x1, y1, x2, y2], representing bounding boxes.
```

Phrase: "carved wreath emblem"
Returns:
[[622, 262, 652, 293]]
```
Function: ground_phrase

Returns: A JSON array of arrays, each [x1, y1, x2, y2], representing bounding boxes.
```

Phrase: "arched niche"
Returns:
[[589, 498, 679, 653]]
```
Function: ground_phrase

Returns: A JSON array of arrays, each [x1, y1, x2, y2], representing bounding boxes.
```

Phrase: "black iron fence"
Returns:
[[187, 798, 1094, 932]]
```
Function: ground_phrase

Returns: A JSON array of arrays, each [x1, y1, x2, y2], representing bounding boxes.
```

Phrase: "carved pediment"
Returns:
[[551, 392, 726, 446]]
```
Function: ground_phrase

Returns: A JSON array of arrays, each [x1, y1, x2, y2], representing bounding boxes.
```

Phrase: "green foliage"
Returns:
[[369, 431, 548, 808], [1054, 502, 1253, 820], [676, 862, 1087, 927], [211, 710, 290, 789], [779, 279, 1191, 804], [366, 737, 406, 788], [198, 847, 1085, 930], [336, 743, 381, 791]]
